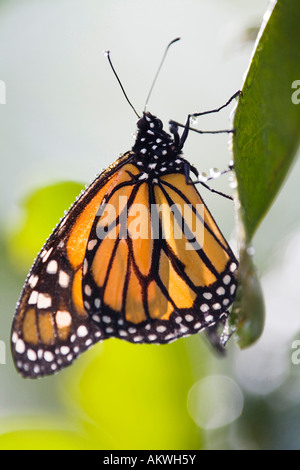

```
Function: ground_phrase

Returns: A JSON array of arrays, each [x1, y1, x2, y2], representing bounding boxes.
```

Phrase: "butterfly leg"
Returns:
[[198, 161, 234, 182], [183, 161, 198, 183], [169, 114, 193, 150], [204, 312, 233, 354], [191, 90, 241, 119], [183, 162, 233, 201], [198, 181, 233, 200], [169, 90, 241, 146], [169, 119, 183, 148]]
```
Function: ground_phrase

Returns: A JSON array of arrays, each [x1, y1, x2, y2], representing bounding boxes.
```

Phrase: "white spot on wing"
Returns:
[[41, 247, 53, 263], [200, 304, 209, 312], [203, 292, 212, 300], [84, 284, 92, 296], [59, 271, 70, 288], [56, 310, 72, 328], [28, 275, 39, 288], [87, 239, 97, 251], [216, 287, 225, 296], [156, 325, 166, 333], [27, 349, 37, 361], [44, 351, 54, 362], [15, 339, 25, 354], [185, 314, 194, 322], [28, 291, 38, 305], [77, 325, 88, 337], [46, 260, 58, 274], [37, 293, 52, 309]]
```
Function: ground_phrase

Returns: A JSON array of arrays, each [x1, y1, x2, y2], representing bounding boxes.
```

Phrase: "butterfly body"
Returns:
[[11, 112, 238, 378]]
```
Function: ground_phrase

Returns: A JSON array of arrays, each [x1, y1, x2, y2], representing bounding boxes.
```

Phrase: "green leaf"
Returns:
[[233, 0, 300, 242], [231, 0, 300, 347], [7, 181, 84, 270], [230, 247, 265, 349]]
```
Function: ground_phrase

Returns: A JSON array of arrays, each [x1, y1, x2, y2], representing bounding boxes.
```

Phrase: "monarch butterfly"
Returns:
[[11, 41, 239, 378]]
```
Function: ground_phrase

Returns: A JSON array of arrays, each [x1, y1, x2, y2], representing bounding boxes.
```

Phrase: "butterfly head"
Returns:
[[136, 112, 163, 132], [133, 112, 179, 161]]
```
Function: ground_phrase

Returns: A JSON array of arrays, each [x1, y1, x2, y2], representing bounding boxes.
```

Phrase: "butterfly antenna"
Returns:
[[144, 37, 181, 112], [105, 50, 140, 119]]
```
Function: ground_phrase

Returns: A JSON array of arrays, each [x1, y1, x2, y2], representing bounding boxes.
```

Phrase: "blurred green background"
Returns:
[[1, 0, 300, 450]]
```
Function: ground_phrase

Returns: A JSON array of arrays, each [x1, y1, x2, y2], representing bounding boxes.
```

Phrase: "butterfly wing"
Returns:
[[81, 172, 238, 344], [150, 173, 238, 334], [12, 152, 238, 377], [11, 153, 135, 377]]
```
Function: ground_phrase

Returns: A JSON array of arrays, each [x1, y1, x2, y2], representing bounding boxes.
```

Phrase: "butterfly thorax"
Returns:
[[131, 112, 184, 178]]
